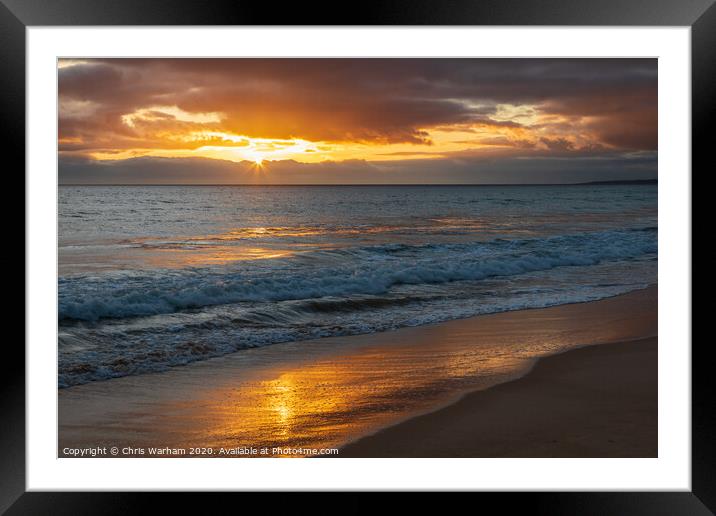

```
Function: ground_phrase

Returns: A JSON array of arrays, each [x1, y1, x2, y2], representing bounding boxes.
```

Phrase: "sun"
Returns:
[[249, 157, 265, 172]]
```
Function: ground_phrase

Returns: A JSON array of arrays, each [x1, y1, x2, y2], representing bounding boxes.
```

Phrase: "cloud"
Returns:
[[59, 58, 657, 156], [59, 151, 657, 186], [540, 137, 574, 151]]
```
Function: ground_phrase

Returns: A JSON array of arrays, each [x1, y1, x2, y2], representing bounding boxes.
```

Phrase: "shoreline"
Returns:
[[339, 336, 657, 458], [59, 285, 657, 457], [59, 285, 652, 390]]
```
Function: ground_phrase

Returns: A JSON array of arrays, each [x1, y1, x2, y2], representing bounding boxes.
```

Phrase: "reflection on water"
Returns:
[[58, 201, 656, 274], [146, 245, 297, 267]]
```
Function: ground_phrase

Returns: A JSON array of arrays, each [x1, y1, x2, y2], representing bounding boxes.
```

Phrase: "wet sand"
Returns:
[[58, 285, 656, 457], [340, 337, 657, 457]]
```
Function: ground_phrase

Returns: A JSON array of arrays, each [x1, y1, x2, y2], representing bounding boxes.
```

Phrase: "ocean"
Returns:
[[58, 184, 657, 388]]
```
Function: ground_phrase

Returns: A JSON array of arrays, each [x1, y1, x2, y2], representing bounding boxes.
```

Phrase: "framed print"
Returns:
[[7, 0, 709, 512]]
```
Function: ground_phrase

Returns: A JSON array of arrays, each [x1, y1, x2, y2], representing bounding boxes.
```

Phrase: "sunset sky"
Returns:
[[58, 58, 657, 184]]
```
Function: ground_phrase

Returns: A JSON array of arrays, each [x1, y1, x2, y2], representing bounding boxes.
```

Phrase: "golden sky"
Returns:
[[58, 59, 658, 184]]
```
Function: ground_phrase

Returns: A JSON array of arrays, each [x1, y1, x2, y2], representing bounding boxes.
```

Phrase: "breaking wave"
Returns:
[[59, 228, 656, 323]]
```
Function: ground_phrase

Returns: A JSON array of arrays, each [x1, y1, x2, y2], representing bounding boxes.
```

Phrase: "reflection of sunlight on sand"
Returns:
[[267, 377, 296, 437], [57, 287, 658, 456], [187, 294, 655, 455], [193, 333, 533, 455]]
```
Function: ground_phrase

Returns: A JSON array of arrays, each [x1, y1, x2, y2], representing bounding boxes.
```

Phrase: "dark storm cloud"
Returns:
[[59, 58, 657, 150]]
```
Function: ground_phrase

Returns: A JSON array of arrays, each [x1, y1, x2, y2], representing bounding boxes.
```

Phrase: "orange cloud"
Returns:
[[58, 58, 657, 165]]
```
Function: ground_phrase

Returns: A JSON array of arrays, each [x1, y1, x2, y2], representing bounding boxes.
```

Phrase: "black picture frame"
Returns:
[[5, 0, 707, 513]]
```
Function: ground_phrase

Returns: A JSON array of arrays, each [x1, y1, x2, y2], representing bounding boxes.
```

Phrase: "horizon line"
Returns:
[[58, 180, 658, 187]]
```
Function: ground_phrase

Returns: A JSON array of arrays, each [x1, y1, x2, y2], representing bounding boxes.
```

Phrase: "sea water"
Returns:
[[58, 184, 657, 387]]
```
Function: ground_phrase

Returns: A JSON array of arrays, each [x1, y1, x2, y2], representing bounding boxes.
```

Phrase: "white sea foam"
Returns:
[[59, 228, 656, 322]]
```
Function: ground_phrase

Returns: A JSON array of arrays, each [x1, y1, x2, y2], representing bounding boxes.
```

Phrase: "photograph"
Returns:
[[56, 57, 659, 459]]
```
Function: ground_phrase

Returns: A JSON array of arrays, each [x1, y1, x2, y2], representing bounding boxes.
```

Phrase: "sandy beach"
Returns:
[[340, 336, 657, 457], [59, 285, 657, 458]]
